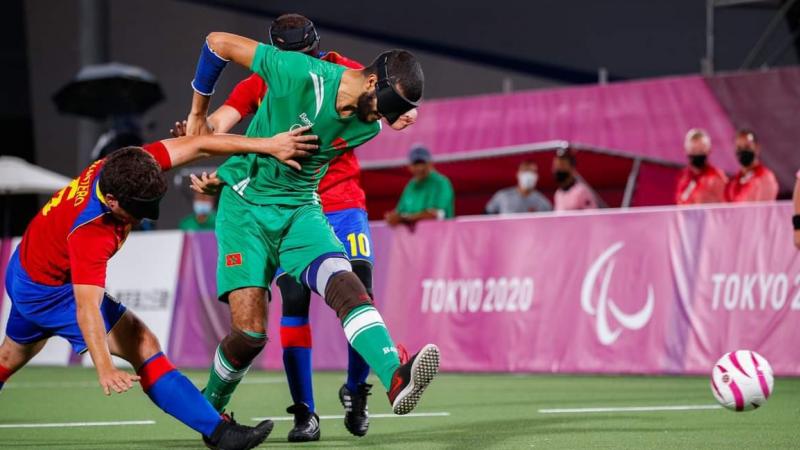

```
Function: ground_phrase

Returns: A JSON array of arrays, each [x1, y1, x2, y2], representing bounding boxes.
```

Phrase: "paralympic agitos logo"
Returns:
[[580, 242, 654, 346]]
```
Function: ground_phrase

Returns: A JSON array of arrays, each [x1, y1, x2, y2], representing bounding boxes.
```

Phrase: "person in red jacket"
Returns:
[[725, 129, 779, 203], [675, 128, 727, 205], [793, 169, 800, 249]]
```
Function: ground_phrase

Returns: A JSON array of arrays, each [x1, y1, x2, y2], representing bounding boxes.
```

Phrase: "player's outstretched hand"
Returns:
[[267, 125, 319, 171], [190, 170, 223, 195], [170, 120, 188, 137], [98, 368, 140, 396]]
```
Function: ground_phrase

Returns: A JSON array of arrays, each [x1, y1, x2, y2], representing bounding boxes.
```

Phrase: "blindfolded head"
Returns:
[[269, 13, 319, 55], [359, 50, 423, 125], [99, 147, 167, 222]]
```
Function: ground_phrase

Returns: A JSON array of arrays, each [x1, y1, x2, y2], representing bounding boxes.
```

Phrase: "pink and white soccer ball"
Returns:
[[710, 350, 774, 412]]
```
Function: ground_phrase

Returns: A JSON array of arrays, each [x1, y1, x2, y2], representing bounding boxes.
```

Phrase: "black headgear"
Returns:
[[118, 193, 165, 221], [374, 54, 419, 124], [269, 19, 319, 53]]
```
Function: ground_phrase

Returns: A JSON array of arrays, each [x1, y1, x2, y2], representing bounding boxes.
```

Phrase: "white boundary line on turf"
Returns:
[[538, 405, 722, 414], [4, 376, 282, 389], [0, 420, 156, 429], [252, 412, 451, 421]]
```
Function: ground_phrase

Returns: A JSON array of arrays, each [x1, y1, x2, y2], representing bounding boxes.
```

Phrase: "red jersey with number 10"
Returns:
[[223, 50, 367, 213], [18, 143, 171, 287]]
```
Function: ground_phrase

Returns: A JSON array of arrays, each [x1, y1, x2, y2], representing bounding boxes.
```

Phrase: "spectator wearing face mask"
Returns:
[[179, 192, 217, 231], [725, 129, 779, 203], [485, 161, 552, 214], [675, 128, 728, 205], [552, 149, 597, 211]]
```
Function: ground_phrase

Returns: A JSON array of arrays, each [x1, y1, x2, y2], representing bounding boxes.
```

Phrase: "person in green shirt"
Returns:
[[178, 191, 217, 231], [385, 145, 455, 226], [185, 32, 440, 426]]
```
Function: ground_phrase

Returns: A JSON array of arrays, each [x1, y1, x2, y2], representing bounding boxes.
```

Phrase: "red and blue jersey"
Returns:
[[18, 142, 171, 287], [223, 50, 367, 214]]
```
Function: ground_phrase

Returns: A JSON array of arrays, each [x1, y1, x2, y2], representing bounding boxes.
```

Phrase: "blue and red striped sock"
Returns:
[[0, 365, 12, 392], [280, 316, 315, 412], [346, 344, 371, 392], [138, 352, 222, 437]]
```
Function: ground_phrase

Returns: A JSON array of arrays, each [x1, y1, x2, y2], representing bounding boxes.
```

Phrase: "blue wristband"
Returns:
[[190, 40, 229, 96]]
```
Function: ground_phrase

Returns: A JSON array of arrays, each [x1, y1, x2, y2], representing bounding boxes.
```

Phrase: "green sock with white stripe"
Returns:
[[203, 334, 260, 412], [342, 304, 401, 390]]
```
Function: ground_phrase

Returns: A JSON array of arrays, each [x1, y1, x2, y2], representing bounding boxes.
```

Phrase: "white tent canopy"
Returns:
[[0, 156, 71, 195]]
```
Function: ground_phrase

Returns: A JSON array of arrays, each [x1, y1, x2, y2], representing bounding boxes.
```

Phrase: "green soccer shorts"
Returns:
[[215, 186, 346, 301]]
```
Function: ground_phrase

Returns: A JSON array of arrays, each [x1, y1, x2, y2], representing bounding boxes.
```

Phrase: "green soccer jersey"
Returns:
[[396, 170, 455, 218], [217, 44, 381, 205]]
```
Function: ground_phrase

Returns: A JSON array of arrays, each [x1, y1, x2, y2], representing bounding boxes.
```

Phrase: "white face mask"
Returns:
[[193, 200, 213, 216], [518, 171, 538, 190]]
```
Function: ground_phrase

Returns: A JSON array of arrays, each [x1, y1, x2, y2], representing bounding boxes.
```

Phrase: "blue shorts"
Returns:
[[276, 207, 373, 279], [3, 249, 127, 354]]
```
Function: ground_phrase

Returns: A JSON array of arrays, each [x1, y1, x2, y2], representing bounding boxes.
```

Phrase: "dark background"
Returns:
[[3, 0, 798, 233]]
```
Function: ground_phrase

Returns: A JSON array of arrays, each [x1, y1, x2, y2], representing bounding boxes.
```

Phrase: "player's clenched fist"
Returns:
[[98, 368, 140, 396]]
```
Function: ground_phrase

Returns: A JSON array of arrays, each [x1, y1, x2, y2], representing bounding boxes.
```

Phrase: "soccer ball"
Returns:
[[710, 350, 774, 412]]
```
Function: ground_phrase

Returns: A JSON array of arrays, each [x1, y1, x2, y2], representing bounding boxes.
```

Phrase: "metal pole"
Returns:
[[77, 0, 108, 170], [598, 67, 608, 85], [621, 158, 642, 208], [704, 0, 715, 75], [740, 0, 799, 70]]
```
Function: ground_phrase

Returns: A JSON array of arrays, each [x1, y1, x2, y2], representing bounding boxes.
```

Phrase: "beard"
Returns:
[[356, 91, 377, 122]]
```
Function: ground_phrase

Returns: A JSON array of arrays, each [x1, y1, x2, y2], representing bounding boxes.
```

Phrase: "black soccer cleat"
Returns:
[[387, 344, 440, 415], [339, 383, 372, 436], [286, 403, 320, 443], [203, 411, 274, 450]]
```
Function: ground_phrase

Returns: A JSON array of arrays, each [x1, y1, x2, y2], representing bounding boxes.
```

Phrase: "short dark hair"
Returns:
[[365, 50, 424, 102], [555, 148, 577, 167], [99, 147, 167, 204], [737, 128, 758, 143]]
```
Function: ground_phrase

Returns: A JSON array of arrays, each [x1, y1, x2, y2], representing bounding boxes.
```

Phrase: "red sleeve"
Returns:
[[223, 74, 268, 117], [323, 51, 364, 69], [142, 141, 172, 171], [67, 220, 119, 287]]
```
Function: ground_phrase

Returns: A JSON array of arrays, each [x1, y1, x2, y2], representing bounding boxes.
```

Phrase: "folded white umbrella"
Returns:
[[0, 156, 72, 195]]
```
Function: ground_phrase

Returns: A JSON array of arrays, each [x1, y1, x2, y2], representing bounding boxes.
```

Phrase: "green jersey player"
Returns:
[[186, 31, 440, 425]]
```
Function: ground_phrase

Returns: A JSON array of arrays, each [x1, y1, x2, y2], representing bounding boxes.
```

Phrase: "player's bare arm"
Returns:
[[74, 284, 140, 396], [186, 32, 258, 135], [172, 106, 243, 138], [162, 128, 318, 170]]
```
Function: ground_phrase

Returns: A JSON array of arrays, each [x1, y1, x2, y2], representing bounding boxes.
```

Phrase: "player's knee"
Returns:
[[351, 260, 374, 299], [301, 253, 352, 296], [228, 288, 268, 334], [220, 328, 267, 370], [277, 274, 312, 317], [323, 271, 372, 319]]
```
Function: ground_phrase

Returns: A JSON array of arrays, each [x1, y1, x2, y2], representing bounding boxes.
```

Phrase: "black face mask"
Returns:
[[554, 170, 570, 183], [118, 193, 165, 221], [736, 148, 756, 167], [269, 21, 319, 53], [689, 154, 707, 169]]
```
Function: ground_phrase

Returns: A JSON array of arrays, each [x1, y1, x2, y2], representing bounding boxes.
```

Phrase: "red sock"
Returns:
[[0, 365, 13, 390]]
